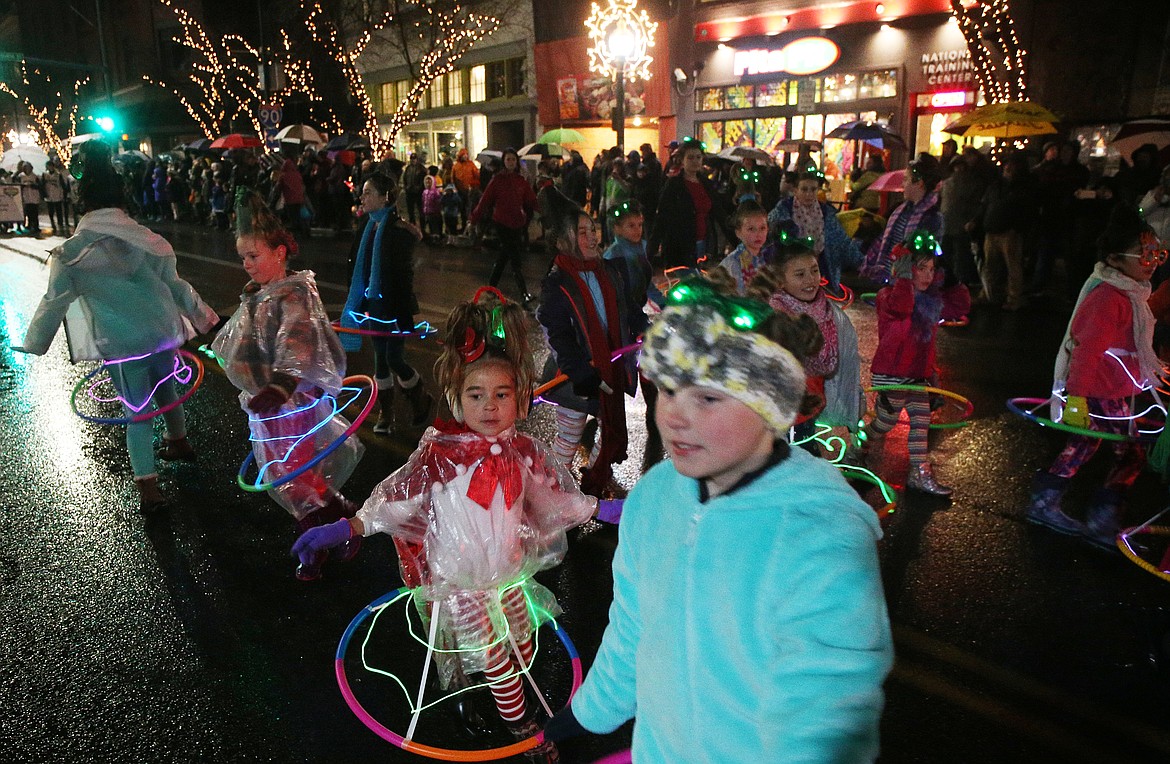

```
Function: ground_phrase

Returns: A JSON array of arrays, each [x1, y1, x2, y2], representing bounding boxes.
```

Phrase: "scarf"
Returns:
[[340, 208, 390, 351], [791, 200, 826, 254], [770, 289, 839, 377], [430, 420, 525, 510], [867, 190, 940, 280], [1053, 262, 1161, 405], [553, 253, 628, 478]]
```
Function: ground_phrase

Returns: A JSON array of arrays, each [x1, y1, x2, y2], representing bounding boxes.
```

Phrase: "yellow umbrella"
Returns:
[[942, 100, 1060, 139]]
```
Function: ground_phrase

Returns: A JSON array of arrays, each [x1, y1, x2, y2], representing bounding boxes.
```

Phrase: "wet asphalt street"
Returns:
[[2, 220, 1170, 763]]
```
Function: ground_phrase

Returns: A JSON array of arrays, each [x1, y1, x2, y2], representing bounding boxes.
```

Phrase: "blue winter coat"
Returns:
[[571, 447, 893, 763]]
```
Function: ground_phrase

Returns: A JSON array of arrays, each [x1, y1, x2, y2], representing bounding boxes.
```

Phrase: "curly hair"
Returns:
[[434, 288, 536, 421]]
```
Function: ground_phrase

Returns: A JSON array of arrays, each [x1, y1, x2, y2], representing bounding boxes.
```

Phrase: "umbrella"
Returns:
[[210, 134, 264, 150], [774, 139, 822, 153], [942, 101, 1060, 139], [824, 120, 907, 150], [0, 145, 49, 173], [538, 128, 586, 145], [112, 150, 151, 165], [186, 138, 214, 153], [324, 134, 368, 151], [69, 132, 105, 144], [1108, 119, 1170, 161], [518, 142, 566, 158], [715, 146, 775, 166], [274, 124, 324, 145], [476, 149, 503, 166], [867, 169, 906, 193]]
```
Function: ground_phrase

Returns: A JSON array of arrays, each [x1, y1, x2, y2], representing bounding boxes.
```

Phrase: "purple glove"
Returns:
[[248, 384, 291, 413], [292, 519, 354, 565], [597, 498, 624, 524]]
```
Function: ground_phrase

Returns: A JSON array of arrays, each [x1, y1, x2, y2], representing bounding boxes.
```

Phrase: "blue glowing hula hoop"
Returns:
[[236, 375, 377, 492]]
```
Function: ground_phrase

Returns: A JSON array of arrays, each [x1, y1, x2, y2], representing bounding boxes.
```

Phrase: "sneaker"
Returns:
[[906, 463, 953, 497], [372, 414, 393, 435], [1026, 504, 1085, 536]]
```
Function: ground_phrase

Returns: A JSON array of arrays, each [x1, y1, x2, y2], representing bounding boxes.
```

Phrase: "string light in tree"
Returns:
[[0, 62, 90, 164], [949, 0, 1028, 105], [144, 0, 266, 138]]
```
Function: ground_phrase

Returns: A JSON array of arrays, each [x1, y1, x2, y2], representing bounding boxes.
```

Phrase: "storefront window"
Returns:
[[859, 69, 898, 99], [487, 61, 507, 100], [407, 130, 432, 162], [506, 58, 525, 97], [429, 76, 445, 109], [915, 111, 994, 157], [755, 82, 790, 108], [447, 71, 464, 106], [803, 114, 824, 142], [470, 65, 486, 102], [725, 85, 753, 109], [821, 73, 858, 103], [697, 88, 724, 112], [380, 82, 395, 114], [723, 119, 753, 147], [754, 118, 787, 155], [790, 115, 805, 140], [822, 113, 858, 180], [698, 121, 723, 152]]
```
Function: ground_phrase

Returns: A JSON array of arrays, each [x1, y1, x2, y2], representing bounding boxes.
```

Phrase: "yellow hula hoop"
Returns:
[[1117, 525, 1170, 583], [865, 384, 974, 429]]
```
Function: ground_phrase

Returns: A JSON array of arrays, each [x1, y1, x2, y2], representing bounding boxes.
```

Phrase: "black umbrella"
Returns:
[[325, 134, 372, 151], [186, 138, 214, 153], [824, 120, 906, 150]]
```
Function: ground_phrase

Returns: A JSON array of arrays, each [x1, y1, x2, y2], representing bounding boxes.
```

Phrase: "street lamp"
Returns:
[[585, 0, 657, 154]]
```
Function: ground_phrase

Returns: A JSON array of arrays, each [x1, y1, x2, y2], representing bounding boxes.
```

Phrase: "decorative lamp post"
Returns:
[[585, 0, 656, 154]]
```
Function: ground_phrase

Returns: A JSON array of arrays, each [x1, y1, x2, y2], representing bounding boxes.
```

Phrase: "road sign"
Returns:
[[259, 104, 282, 130]]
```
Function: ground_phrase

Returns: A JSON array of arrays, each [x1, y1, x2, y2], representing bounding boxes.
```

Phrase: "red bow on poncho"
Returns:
[[431, 420, 524, 510]]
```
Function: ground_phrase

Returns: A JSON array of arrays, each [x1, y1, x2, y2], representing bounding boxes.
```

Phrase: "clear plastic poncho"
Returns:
[[356, 421, 597, 684], [213, 271, 363, 518]]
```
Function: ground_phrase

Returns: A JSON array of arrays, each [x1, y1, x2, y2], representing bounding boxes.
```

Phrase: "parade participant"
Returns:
[[20, 139, 218, 512], [1027, 206, 1164, 549], [767, 170, 862, 298], [717, 201, 775, 294], [342, 172, 434, 435], [860, 158, 942, 284], [869, 231, 971, 496], [537, 210, 649, 497], [212, 193, 365, 581], [469, 147, 538, 305], [422, 174, 443, 243], [602, 199, 652, 306], [752, 236, 864, 459], [293, 288, 598, 763], [647, 137, 717, 268], [543, 280, 893, 762]]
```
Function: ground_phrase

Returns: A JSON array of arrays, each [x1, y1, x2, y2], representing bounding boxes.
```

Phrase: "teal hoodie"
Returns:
[[571, 446, 893, 762]]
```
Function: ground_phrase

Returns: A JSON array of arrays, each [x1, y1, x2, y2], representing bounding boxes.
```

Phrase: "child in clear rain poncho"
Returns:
[[293, 287, 601, 763], [212, 193, 365, 581]]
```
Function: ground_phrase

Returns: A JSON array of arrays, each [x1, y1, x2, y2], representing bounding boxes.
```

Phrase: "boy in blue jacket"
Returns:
[[546, 279, 893, 762]]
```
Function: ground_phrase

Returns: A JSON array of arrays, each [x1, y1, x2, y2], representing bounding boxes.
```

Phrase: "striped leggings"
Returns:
[[550, 408, 600, 470], [870, 383, 932, 467], [446, 585, 535, 723]]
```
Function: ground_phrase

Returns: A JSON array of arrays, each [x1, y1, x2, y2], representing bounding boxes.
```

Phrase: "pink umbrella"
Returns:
[[868, 169, 906, 193]]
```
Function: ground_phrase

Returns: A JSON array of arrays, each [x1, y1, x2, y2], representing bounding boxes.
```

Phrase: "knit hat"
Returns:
[[640, 280, 807, 435], [444, 184, 456, 192]]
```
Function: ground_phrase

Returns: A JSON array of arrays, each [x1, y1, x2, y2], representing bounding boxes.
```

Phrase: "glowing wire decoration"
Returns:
[[336, 586, 583, 761], [1006, 397, 1164, 443], [331, 315, 438, 339], [237, 375, 377, 492], [788, 421, 897, 518], [585, 0, 657, 82], [71, 349, 205, 425], [1118, 506, 1170, 583]]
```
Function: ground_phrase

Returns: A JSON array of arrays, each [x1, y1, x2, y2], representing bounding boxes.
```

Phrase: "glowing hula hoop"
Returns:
[[1005, 397, 1156, 443], [236, 374, 377, 492], [1118, 521, 1170, 584], [867, 385, 974, 430], [532, 342, 643, 402], [822, 280, 855, 309], [71, 348, 205, 426], [336, 587, 583, 761]]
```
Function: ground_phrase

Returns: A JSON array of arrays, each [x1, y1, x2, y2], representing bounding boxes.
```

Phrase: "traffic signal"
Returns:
[[93, 113, 117, 133]]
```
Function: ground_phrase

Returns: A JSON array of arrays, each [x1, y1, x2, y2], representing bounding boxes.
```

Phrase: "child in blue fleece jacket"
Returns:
[[546, 279, 894, 762]]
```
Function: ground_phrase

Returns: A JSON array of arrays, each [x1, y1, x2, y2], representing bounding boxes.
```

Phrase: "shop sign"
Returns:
[[921, 49, 973, 87], [0, 185, 21, 223], [929, 91, 967, 109], [732, 37, 840, 78]]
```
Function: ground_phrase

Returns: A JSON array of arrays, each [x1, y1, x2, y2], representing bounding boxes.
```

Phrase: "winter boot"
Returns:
[[1025, 471, 1082, 535], [906, 462, 953, 497], [156, 435, 196, 462], [400, 374, 435, 428], [373, 378, 395, 435], [506, 714, 560, 763], [1083, 487, 1124, 551], [135, 475, 170, 513], [450, 693, 494, 739]]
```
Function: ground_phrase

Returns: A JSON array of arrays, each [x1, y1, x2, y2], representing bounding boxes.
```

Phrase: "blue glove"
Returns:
[[597, 498, 624, 524], [292, 519, 354, 565]]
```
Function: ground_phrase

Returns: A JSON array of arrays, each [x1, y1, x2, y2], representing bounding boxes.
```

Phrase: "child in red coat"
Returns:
[[869, 230, 970, 495]]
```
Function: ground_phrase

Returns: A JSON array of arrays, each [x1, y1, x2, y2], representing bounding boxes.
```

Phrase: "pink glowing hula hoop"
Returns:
[[336, 586, 583, 761], [71, 348, 205, 426], [236, 375, 377, 492], [1006, 396, 1160, 443], [867, 384, 974, 429]]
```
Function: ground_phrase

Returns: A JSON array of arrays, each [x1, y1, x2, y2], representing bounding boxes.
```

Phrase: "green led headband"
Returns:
[[736, 166, 761, 184], [778, 229, 816, 251], [609, 199, 642, 220], [665, 277, 774, 332], [680, 137, 707, 153], [891, 228, 941, 260]]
